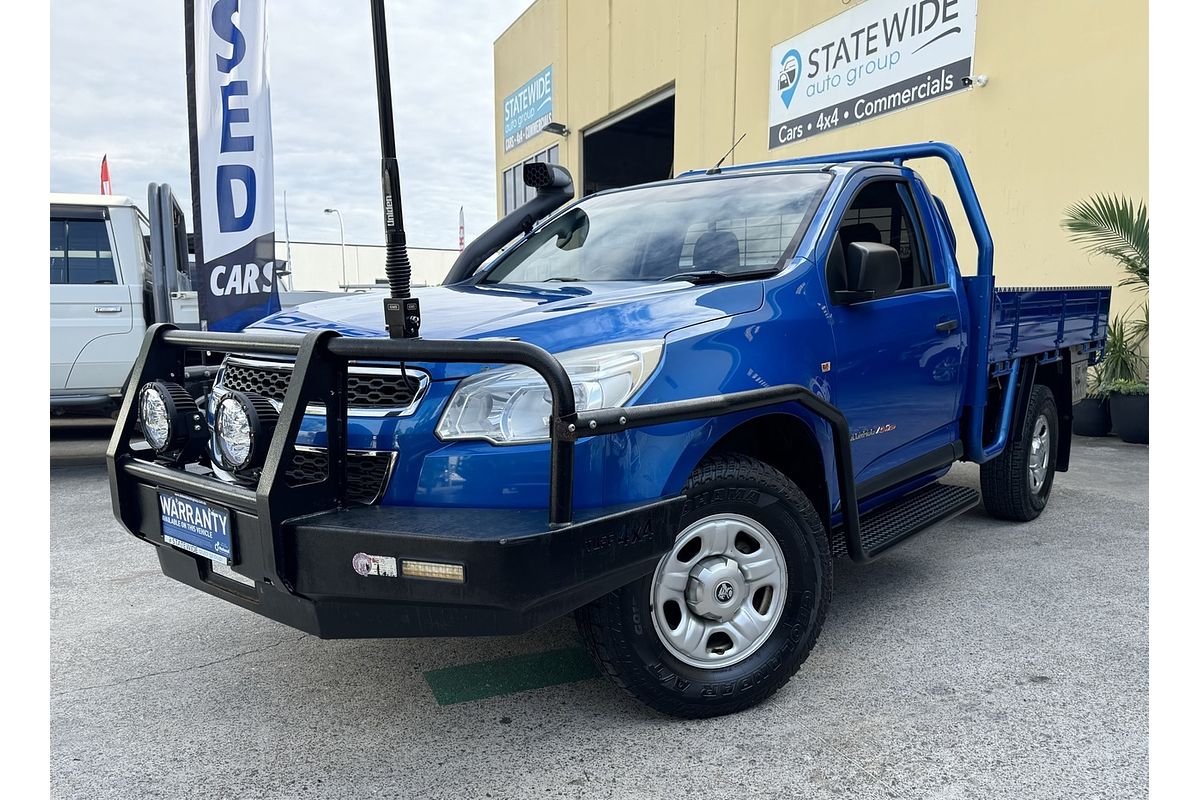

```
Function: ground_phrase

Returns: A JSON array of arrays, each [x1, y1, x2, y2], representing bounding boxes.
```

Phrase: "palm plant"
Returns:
[[1097, 314, 1146, 385], [1062, 194, 1149, 376], [1062, 194, 1148, 292]]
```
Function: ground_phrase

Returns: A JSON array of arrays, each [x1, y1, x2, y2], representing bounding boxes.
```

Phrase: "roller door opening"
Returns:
[[582, 93, 675, 196]]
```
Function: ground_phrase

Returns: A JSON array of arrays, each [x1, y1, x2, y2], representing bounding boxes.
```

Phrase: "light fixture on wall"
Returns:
[[542, 121, 570, 136]]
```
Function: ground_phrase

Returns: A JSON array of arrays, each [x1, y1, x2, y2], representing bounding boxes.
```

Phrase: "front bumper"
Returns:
[[119, 460, 682, 637], [108, 325, 694, 638]]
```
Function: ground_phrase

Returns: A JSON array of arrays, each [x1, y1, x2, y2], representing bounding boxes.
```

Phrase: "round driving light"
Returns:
[[139, 384, 171, 451], [137, 381, 204, 457], [214, 390, 277, 471]]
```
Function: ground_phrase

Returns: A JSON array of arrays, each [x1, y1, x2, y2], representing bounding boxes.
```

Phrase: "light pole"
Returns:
[[323, 207, 347, 290]]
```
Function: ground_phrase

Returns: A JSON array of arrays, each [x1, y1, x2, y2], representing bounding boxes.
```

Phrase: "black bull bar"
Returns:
[[108, 325, 865, 638]]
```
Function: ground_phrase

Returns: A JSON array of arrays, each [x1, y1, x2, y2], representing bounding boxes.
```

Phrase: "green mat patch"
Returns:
[[424, 646, 600, 705]]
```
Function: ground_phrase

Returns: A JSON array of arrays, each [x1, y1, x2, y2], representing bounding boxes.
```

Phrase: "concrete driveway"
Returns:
[[50, 437, 1147, 799]]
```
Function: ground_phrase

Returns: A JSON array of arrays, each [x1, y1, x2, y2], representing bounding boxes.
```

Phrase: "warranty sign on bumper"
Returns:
[[158, 491, 233, 565]]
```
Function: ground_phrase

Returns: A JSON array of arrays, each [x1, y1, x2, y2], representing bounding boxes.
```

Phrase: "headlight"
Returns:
[[138, 381, 205, 459], [436, 341, 663, 444], [214, 390, 278, 470]]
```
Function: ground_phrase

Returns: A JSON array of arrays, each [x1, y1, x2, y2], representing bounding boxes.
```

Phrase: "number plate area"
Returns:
[[157, 490, 234, 565]]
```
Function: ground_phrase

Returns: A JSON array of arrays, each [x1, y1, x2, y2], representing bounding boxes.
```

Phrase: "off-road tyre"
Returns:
[[980, 383, 1058, 521], [575, 454, 831, 718]]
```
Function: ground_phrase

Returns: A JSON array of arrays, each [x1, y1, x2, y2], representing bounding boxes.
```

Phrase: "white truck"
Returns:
[[50, 189, 337, 414], [50, 193, 190, 412]]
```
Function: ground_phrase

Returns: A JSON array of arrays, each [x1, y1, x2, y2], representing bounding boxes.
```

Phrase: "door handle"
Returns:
[[94, 305, 123, 313], [935, 318, 959, 333]]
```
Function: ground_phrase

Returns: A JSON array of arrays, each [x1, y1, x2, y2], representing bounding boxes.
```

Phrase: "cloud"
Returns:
[[50, 0, 531, 249]]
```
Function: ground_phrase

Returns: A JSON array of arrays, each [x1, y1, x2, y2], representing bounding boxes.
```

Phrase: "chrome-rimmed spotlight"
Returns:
[[213, 390, 278, 472], [138, 381, 206, 460]]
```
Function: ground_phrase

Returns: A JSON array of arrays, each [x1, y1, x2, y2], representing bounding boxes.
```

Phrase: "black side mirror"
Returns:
[[834, 241, 902, 304]]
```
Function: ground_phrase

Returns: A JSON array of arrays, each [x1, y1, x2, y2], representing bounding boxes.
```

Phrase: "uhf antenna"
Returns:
[[706, 133, 746, 175], [370, 0, 420, 338]]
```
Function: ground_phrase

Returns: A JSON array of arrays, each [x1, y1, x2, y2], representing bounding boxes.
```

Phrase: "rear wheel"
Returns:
[[981, 384, 1058, 521], [576, 454, 830, 718]]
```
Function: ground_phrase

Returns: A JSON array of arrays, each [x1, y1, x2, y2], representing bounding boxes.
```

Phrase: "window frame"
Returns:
[[824, 175, 945, 303]]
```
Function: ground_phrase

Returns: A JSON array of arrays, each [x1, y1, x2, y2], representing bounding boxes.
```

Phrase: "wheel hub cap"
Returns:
[[650, 513, 788, 669], [685, 557, 746, 621]]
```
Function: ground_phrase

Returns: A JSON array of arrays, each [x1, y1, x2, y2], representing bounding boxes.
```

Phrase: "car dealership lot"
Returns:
[[50, 437, 1146, 800]]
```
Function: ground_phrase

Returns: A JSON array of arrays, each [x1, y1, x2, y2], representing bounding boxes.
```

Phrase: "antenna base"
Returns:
[[384, 297, 421, 339]]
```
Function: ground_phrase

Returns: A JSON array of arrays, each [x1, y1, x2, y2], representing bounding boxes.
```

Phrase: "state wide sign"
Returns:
[[768, 0, 977, 148], [186, 0, 280, 331], [503, 66, 554, 153]]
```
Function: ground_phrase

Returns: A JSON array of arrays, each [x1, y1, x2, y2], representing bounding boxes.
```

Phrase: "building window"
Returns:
[[501, 144, 561, 214]]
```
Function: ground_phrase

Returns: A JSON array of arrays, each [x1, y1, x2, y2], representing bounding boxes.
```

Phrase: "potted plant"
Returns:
[[1072, 367, 1110, 437], [1106, 379, 1149, 444], [1062, 195, 1148, 442]]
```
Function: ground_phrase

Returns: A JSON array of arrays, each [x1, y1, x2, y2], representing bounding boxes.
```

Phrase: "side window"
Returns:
[[834, 180, 933, 291], [137, 212, 153, 269], [49, 217, 117, 285], [50, 219, 68, 284]]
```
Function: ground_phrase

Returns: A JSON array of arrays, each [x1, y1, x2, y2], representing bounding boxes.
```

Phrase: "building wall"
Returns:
[[277, 241, 458, 291], [495, 0, 1148, 316]]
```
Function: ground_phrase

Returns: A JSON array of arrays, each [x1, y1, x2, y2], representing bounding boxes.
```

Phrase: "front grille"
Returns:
[[223, 362, 291, 402], [284, 449, 394, 504], [345, 373, 420, 407], [221, 360, 424, 410]]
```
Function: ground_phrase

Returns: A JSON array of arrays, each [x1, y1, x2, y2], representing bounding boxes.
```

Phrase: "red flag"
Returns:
[[458, 206, 465, 251], [100, 155, 112, 195]]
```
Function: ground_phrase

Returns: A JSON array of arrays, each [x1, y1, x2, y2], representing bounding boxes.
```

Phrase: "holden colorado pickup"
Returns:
[[109, 142, 1110, 718]]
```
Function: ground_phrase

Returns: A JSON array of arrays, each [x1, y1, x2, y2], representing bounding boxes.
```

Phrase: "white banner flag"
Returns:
[[186, 0, 279, 331]]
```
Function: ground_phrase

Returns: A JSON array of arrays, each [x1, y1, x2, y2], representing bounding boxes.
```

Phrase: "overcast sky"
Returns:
[[50, 0, 531, 249]]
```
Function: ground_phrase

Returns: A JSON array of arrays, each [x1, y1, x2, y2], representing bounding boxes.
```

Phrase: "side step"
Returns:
[[831, 483, 981, 559]]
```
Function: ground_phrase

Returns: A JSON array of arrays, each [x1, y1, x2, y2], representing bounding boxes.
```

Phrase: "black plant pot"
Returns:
[[1072, 397, 1110, 437], [1109, 393, 1149, 444]]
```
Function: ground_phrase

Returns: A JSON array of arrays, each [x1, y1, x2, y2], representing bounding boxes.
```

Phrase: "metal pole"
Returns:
[[324, 208, 347, 290], [370, 0, 420, 337], [338, 213, 346, 290], [281, 189, 293, 290]]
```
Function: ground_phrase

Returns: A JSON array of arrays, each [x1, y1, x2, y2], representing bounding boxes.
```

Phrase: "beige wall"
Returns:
[[278, 242, 457, 291], [495, 0, 1148, 316]]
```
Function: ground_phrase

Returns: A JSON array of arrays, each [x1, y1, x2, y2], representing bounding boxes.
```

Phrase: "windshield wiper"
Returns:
[[543, 276, 583, 282], [660, 268, 780, 285]]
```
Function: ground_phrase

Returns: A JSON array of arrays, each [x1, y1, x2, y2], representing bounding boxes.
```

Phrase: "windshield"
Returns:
[[481, 172, 831, 284]]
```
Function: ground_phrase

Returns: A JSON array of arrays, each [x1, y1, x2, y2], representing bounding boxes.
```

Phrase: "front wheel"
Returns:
[[575, 454, 831, 718], [981, 383, 1059, 521]]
